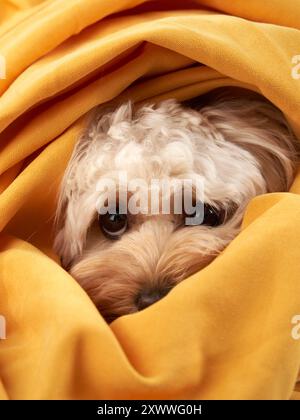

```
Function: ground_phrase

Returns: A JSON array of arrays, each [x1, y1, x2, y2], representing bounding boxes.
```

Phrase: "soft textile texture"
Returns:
[[0, 0, 300, 400]]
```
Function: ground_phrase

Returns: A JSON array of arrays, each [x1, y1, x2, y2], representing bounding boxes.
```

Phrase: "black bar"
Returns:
[[0, 399, 295, 418]]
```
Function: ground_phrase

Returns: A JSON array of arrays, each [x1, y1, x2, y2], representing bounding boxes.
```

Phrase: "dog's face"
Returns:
[[55, 94, 296, 322]]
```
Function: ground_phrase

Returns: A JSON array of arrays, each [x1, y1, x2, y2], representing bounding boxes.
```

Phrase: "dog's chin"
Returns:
[[69, 250, 217, 323]]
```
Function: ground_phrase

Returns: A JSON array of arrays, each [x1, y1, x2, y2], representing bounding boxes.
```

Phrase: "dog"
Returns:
[[54, 88, 298, 322]]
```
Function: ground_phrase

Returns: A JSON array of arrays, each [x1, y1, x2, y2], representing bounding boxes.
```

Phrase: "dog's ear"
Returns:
[[197, 89, 299, 192], [54, 101, 134, 269], [54, 123, 91, 269]]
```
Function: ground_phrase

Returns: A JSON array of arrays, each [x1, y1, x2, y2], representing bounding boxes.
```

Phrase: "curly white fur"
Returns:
[[54, 91, 297, 321]]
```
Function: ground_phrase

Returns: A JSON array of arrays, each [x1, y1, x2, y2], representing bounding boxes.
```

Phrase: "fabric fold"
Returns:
[[0, 0, 300, 400]]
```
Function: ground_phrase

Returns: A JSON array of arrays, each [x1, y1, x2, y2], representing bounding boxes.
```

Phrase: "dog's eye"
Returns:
[[98, 211, 128, 239], [185, 203, 224, 227], [202, 204, 223, 227]]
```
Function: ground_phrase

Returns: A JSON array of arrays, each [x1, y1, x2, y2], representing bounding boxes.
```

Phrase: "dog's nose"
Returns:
[[136, 288, 169, 311]]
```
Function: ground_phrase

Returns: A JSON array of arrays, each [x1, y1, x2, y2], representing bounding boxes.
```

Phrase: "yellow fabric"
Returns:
[[0, 0, 300, 400]]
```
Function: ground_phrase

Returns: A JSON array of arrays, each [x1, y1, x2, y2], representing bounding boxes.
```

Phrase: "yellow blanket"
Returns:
[[0, 0, 300, 400]]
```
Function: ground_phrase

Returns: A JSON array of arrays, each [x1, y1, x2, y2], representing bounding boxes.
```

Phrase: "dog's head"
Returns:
[[54, 91, 297, 322]]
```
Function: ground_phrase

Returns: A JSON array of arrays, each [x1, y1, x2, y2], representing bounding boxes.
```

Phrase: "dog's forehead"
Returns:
[[100, 138, 260, 206], [79, 100, 265, 207]]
